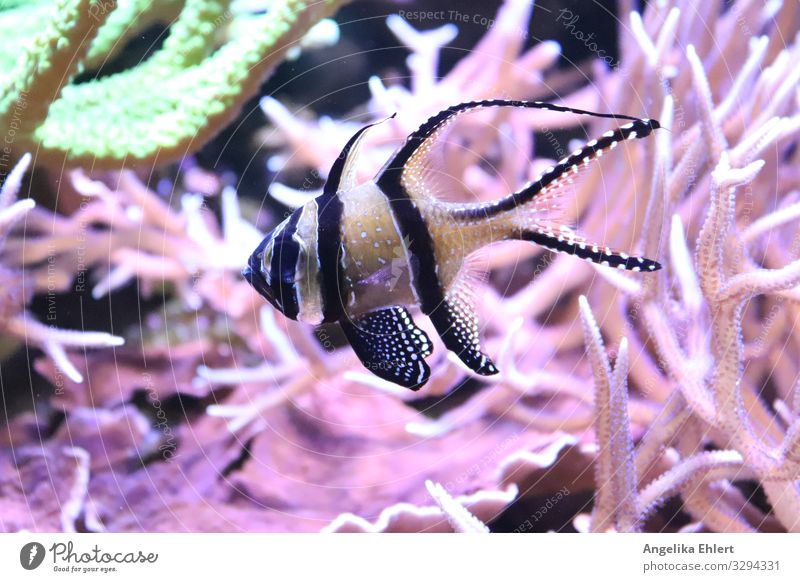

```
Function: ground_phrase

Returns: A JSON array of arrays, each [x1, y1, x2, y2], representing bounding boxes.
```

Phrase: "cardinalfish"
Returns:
[[243, 99, 661, 389]]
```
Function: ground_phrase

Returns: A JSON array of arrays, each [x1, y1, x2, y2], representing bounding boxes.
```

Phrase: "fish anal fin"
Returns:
[[340, 306, 433, 390], [427, 291, 498, 376], [448, 248, 489, 302]]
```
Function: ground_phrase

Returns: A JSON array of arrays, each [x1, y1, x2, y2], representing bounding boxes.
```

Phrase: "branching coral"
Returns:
[[0, 0, 346, 167], [576, 1, 800, 531], [0, 155, 123, 384], [424, 480, 491, 533], [1, 0, 800, 533], [580, 296, 750, 532]]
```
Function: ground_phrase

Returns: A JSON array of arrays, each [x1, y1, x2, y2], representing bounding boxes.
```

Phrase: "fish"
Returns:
[[242, 99, 661, 390]]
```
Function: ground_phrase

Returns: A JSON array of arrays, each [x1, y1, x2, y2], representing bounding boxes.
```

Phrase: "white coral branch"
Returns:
[[206, 374, 313, 432], [0, 153, 31, 209], [670, 214, 703, 320], [717, 260, 800, 304], [5, 313, 124, 384], [0, 198, 35, 234], [60, 446, 92, 533], [686, 45, 727, 158], [742, 199, 800, 245], [608, 337, 639, 532], [580, 297, 638, 532], [425, 480, 490, 533], [269, 182, 322, 208], [637, 450, 745, 520]]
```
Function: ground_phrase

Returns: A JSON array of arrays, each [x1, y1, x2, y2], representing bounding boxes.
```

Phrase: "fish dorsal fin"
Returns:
[[316, 115, 396, 324], [376, 99, 653, 204], [340, 306, 433, 390], [451, 114, 659, 222], [326, 114, 396, 196]]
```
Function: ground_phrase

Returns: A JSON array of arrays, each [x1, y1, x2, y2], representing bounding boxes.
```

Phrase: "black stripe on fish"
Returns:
[[521, 229, 662, 271], [270, 208, 303, 320], [317, 119, 391, 323], [379, 169, 498, 376], [316, 195, 345, 323], [378, 178, 443, 313], [340, 306, 433, 389]]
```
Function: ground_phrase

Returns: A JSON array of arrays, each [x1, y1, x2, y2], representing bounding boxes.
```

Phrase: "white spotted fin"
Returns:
[[340, 306, 433, 390]]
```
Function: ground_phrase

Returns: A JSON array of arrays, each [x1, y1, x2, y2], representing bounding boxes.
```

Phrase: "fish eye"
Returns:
[[244, 237, 279, 308]]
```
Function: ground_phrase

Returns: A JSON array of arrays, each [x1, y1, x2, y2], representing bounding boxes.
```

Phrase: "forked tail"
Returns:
[[449, 110, 662, 272], [519, 227, 661, 272]]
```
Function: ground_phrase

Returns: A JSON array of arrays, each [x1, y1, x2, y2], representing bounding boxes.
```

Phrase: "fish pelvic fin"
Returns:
[[340, 306, 433, 390]]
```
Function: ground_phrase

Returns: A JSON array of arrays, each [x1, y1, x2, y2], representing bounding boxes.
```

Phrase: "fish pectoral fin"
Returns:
[[426, 292, 498, 376], [340, 306, 433, 390]]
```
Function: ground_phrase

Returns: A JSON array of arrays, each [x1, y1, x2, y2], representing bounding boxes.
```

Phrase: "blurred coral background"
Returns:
[[1, 0, 799, 533]]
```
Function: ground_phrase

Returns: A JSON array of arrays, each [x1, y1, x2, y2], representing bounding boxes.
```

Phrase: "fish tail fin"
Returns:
[[448, 115, 661, 272], [518, 227, 661, 272]]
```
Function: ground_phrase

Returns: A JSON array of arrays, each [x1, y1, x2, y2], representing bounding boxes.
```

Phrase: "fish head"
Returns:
[[242, 208, 309, 320]]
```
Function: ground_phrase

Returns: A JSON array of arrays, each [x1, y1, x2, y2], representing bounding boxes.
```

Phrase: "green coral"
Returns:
[[0, 0, 345, 167], [82, 0, 184, 68]]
